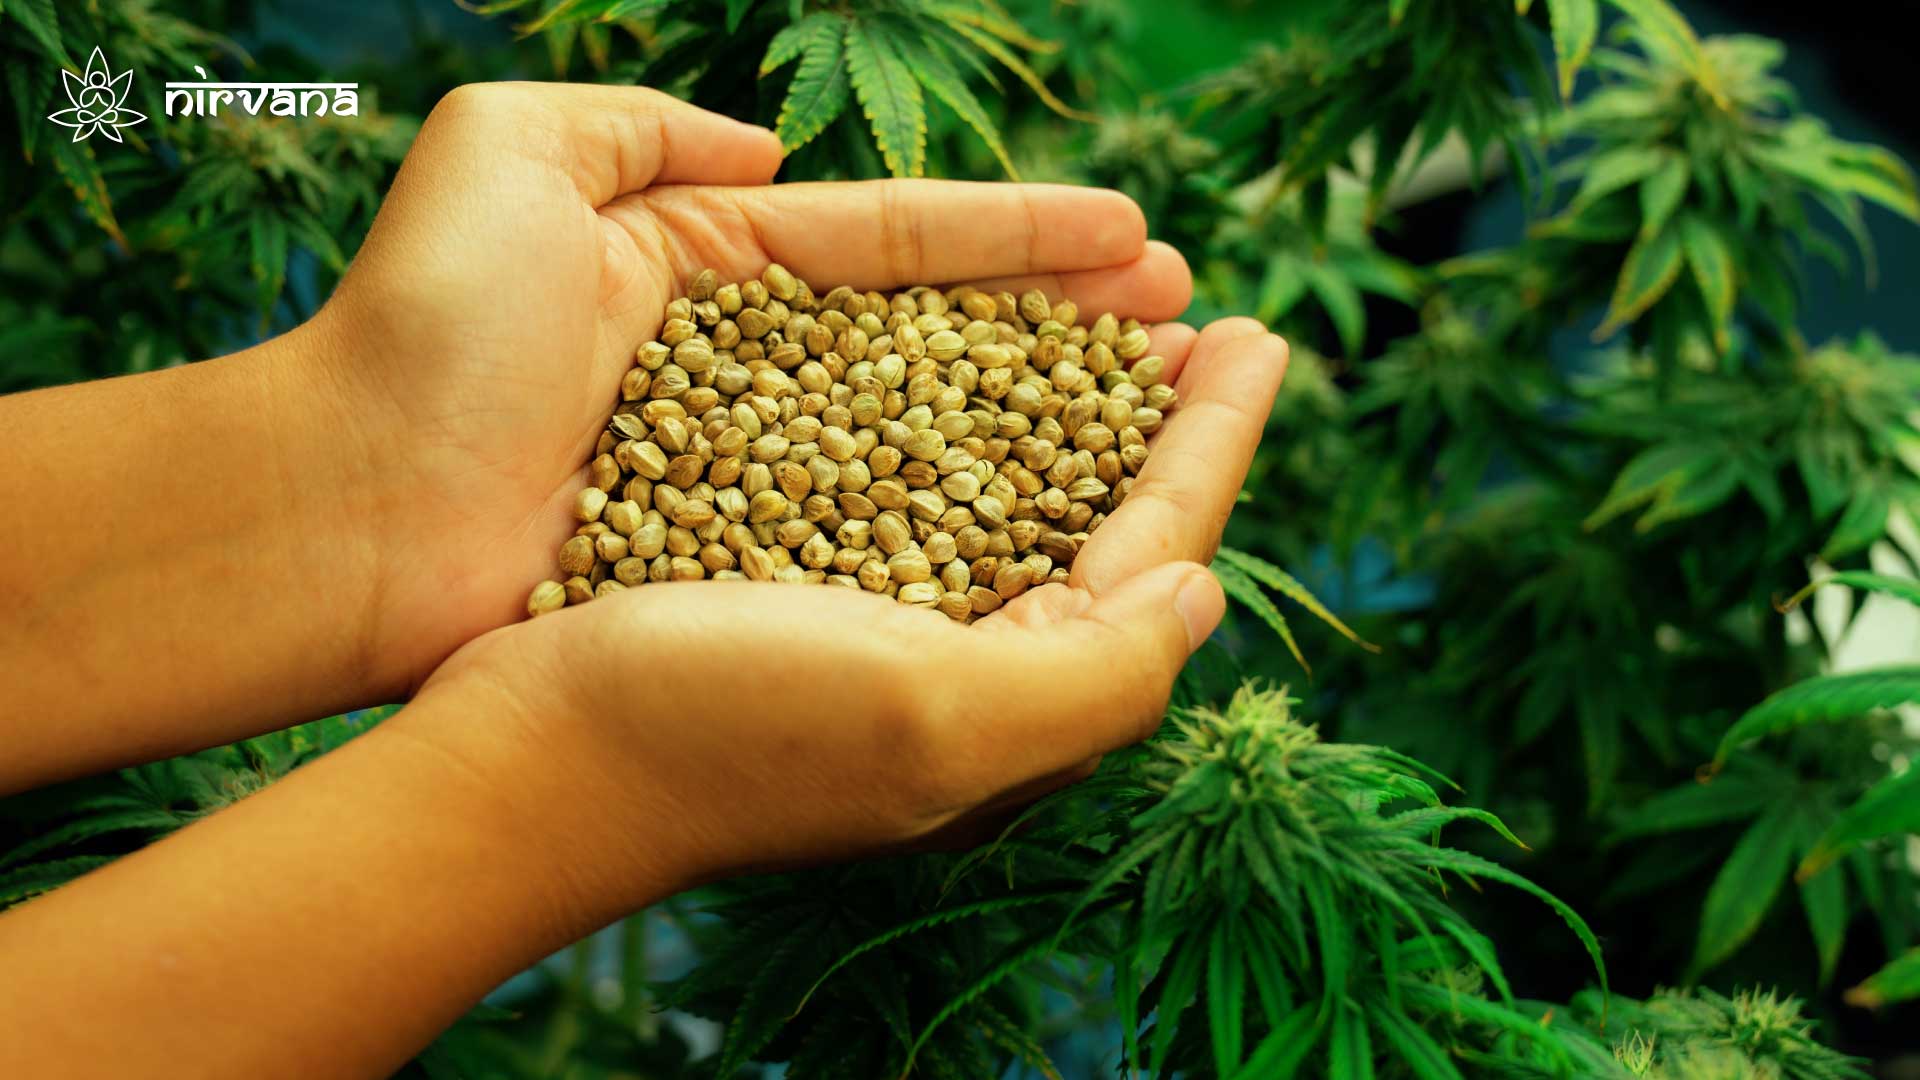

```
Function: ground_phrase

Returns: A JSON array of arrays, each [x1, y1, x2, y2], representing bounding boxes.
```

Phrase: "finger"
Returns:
[[1148, 321, 1201, 382], [698, 181, 1148, 290], [1073, 322, 1288, 595], [961, 241, 1194, 324], [425, 82, 784, 205], [959, 562, 1223, 777]]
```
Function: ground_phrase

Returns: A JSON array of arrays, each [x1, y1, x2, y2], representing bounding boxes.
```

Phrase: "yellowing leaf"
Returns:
[[946, 21, 1093, 123], [1544, 0, 1599, 97], [772, 15, 850, 152], [1678, 214, 1734, 351], [1595, 223, 1684, 339]]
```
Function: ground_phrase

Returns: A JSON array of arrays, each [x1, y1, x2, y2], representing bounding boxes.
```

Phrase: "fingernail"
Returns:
[[1175, 570, 1225, 653]]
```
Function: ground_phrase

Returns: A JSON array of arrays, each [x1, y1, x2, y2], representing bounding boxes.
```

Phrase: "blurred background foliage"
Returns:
[[5, 0, 1920, 1076]]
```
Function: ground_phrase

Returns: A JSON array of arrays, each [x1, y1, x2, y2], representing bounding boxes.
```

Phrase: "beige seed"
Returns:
[[558, 535, 596, 576], [527, 580, 566, 616]]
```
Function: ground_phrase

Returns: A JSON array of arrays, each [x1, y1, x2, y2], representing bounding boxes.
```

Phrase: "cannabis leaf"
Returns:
[[844, 17, 926, 178]]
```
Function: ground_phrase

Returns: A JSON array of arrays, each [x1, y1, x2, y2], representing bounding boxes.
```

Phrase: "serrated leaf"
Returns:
[[1213, 547, 1379, 653], [1417, 847, 1608, 997], [1544, 0, 1599, 96], [0, 854, 114, 906], [1595, 223, 1684, 338], [3, 0, 72, 65], [773, 15, 851, 153], [945, 21, 1092, 122], [760, 12, 836, 74], [0, 808, 181, 871], [1712, 666, 1920, 767], [890, 25, 1018, 179], [1214, 560, 1311, 676], [844, 18, 926, 177], [1690, 802, 1797, 977], [46, 138, 124, 246]]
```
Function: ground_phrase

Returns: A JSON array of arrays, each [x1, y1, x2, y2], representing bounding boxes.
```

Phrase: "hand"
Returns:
[[314, 82, 1198, 696], [395, 315, 1288, 915]]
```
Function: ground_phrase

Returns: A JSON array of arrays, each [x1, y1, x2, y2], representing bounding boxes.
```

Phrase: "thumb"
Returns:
[[414, 82, 784, 205], [964, 561, 1224, 777]]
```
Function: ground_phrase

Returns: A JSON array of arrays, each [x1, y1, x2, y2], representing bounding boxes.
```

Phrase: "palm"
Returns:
[[335, 84, 1283, 685]]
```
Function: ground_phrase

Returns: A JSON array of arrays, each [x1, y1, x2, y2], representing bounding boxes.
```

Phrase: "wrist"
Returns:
[[392, 630, 696, 930], [264, 307, 421, 701]]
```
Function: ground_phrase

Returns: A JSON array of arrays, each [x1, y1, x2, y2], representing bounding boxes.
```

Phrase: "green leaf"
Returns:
[[1595, 223, 1685, 338], [773, 15, 851, 153], [1214, 560, 1311, 676], [1795, 807, 1848, 985], [1678, 215, 1734, 352], [1712, 667, 1920, 767], [790, 887, 1072, 1017], [1584, 441, 1728, 532], [725, 0, 754, 33], [249, 211, 289, 315], [3, 0, 72, 65], [944, 21, 1090, 122], [1848, 947, 1920, 1008], [46, 138, 123, 246], [1822, 486, 1891, 561], [1231, 1004, 1318, 1080], [1568, 146, 1670, 213], [1370, 1003, 1464, 1080], [1544, 0, 1599, 96], [0, 854, 114, 906], [891, 24, 1018, 179], [1329, 1000, 1375, 1080], [1800, 765, 1920, 881], [1213, 547, 1379, 653], [1208, 920, 1246, 1074], [1639, 154, 1690, 238], [1417, 848, 1608, 997], [1609, 772, 1779, 841], [1303, 259, 1366, 360], [1780, 571, 1920, 615], [0, 808, 181, 871], [761, 12, 836, 74], [844, 17, 926, 177], [1689, 802, 1800, 978]]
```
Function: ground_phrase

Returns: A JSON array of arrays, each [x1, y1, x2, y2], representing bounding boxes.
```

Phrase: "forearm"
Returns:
[[0, 318, 401, 792], [0, 680, 644, 1080]]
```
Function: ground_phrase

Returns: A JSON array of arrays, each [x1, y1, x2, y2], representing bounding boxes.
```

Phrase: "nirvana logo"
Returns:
[[49, 46, 359, 143]]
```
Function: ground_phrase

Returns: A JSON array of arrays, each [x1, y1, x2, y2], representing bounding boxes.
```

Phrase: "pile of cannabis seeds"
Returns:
[[526, 265, 1176, 624]]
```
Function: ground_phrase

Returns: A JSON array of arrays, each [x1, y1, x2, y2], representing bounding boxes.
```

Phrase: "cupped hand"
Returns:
[[315, 82, 1200, 694], [397, 294, 1289, 912]]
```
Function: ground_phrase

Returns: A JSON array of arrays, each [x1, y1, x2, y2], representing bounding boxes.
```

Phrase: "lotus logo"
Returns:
[[48, 47, 147, 143]]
